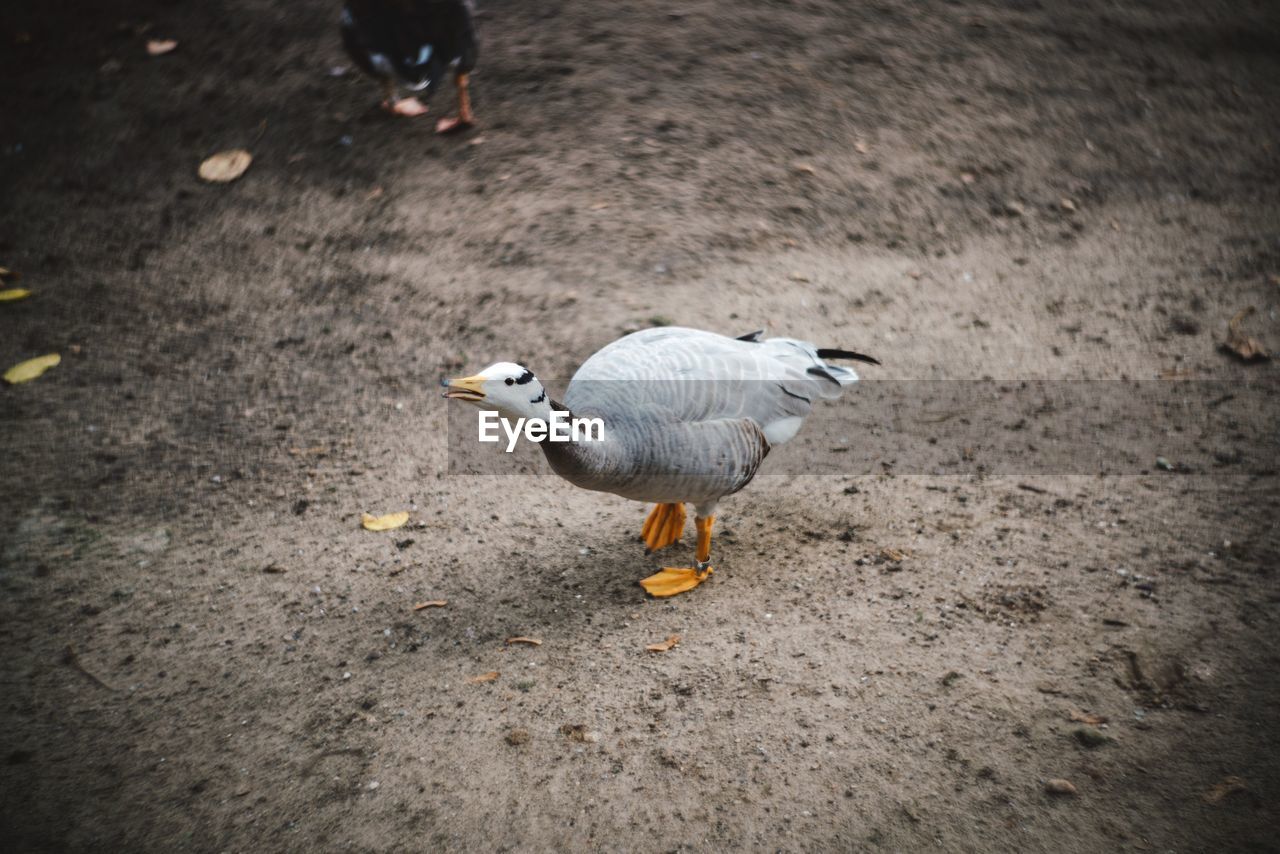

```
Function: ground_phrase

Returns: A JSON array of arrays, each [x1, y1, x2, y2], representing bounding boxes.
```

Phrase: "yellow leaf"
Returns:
[[199, 149, 252, 183], [412, 600, 447, 610], [361, 511, 409, 531], [0, 288, 31, 302], [505, 636, 542, 646], [4, 353, 60, 385], [468, 671, 499, 683], [646, 634, 680, 653]]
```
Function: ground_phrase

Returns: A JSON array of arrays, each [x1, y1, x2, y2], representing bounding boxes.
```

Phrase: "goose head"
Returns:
[[442, 362, 551, 421]]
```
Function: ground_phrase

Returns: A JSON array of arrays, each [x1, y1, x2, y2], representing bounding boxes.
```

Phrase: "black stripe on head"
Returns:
[[514, 369, 536, 385], [531, 389, 546, 404]]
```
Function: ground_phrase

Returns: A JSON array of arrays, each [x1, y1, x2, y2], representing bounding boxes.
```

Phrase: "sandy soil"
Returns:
[[2, 0, 1279, 850]]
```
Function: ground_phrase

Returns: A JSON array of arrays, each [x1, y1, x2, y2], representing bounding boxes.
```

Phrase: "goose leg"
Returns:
[[640, 515, 715, 598], [435, 72, 475, 134], [642, 502, 686, 553]]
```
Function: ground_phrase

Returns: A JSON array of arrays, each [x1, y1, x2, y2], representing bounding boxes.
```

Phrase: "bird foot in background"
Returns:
[[382, 97, 429, 117], [642, 502, 686, 552], [434, 115, 475, 134], [640, 565, 713, 598]]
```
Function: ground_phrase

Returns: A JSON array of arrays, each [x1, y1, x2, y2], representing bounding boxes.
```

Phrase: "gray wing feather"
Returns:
[[565, 327, 856, 445]]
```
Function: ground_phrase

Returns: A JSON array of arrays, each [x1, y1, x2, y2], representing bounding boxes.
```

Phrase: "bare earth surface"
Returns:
[[2, 0, 1279, 850]]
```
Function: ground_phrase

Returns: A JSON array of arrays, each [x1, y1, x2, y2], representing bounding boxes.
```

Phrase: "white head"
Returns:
[[442, 362, 552, 421]]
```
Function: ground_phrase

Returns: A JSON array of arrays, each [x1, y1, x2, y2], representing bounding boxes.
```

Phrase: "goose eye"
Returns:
[[504, 377, 515, 386]]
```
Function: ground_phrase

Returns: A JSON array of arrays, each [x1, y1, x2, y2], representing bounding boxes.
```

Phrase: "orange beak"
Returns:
[[441, 374, 486, 401]]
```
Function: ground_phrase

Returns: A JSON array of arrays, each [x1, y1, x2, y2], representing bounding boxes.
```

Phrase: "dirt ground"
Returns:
[[3, 0, 1280, 850]]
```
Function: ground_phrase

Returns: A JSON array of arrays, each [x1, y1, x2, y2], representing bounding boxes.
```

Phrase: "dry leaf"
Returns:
[[1203, 775, 1248, 804], [792, 161, 817, 176], [1221, 307, 1270, 362], [589, 202, 610, 210], [0, 288, 31, 302], [1059, 197, 1077, 212], [1069, 710, 1108, 725], [361, 511, 409, 531], [467, 671, 500, 683], [506, 636, 542, 646], [789, 272, 811, 283], [960, 172, 976, 185], [1044, 779, 1077, 795], [559, 723, 598, 743], [146, 39, 177, 56], [413, 600, 447, 610], [854, 141, 869, 154], [646, 634, 680, 653], [4, 353, 60, 385], [198, 149, 253, 183], [880, 547, 908, 562]]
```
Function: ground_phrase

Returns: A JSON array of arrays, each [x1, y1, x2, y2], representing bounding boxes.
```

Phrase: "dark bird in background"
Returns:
[[341, 0, 478, 133]]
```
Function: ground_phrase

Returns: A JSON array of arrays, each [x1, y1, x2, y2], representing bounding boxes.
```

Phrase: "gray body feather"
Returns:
[[541, 327, 864, 511]]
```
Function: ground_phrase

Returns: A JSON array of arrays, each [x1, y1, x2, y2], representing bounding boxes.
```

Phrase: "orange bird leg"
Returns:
[[695, 514, 714, 563], [640, 514, 715, 598], [435, 72, 476, 134], [642, 503, 686, 553]]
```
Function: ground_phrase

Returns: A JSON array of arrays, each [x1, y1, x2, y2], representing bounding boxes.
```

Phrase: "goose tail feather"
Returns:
[[816, 347, 881, 366]]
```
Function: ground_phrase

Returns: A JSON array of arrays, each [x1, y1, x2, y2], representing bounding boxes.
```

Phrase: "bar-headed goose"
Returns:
[[444, 327, 878, 597]]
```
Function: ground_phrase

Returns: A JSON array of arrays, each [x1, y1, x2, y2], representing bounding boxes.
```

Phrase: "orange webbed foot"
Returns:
[[640, 565, 713, 598], [382, 97, 429, 117], [642, 503, 686, 553], [434, 115, 475, 134]]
